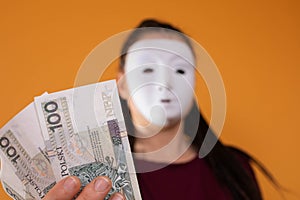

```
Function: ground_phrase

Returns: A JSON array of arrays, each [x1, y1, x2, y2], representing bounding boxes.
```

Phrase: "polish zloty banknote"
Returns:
[[35, 80, 141, 200], [0, 102, 56, 199]]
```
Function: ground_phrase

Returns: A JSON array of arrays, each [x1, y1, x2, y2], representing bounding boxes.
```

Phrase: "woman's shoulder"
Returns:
[[226, 145, 261, 190]]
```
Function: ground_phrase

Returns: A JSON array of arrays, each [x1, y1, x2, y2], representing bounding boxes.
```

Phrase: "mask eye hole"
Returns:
[[143, 68, 154, 73], [176, 69, 185, 75]]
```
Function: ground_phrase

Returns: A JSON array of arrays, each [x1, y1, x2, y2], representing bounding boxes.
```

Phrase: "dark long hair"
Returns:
[[119, 19, 280, 200]]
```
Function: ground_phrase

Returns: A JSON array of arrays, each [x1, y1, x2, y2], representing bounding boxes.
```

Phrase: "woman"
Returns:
[[44, 19, 278, 200]]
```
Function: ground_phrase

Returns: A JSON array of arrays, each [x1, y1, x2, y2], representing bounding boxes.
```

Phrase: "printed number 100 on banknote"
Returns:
[[34, 80, 141, 200]]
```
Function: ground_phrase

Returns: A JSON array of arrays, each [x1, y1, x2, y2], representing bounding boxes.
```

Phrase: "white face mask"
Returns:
[[124, 39, 195, 127]]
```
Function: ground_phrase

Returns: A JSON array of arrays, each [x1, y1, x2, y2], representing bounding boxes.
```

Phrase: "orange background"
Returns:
[[0, 0, 299, 199]]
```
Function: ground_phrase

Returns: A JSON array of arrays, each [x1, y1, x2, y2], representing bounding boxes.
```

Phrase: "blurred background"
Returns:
[[0, 0, 299, 199]]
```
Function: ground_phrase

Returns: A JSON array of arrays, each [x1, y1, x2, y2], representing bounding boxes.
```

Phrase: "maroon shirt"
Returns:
[[135, 156, 255, 200]]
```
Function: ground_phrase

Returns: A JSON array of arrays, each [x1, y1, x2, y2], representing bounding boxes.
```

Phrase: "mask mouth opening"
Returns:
[[161, 99, 171, 103]]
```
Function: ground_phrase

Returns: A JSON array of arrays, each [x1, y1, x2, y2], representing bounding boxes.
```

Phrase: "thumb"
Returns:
[[43, 176, 81, 200]]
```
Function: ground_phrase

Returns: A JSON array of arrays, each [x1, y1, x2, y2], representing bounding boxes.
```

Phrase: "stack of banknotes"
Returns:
[[0, 80, 142, 200]]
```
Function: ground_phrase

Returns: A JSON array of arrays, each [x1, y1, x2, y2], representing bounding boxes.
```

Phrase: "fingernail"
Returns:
[[64, 177, 77, 191], [94, 177, 110, 192], [111, 193, 124, 200]]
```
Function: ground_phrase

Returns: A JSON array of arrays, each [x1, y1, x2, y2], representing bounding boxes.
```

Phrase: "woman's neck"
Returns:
[[133, 121, 197, 164]]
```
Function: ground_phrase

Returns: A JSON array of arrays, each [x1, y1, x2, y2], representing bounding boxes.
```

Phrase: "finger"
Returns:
[[43, 176, 81, 200], [109, 192, 125, 200], [76, 176, 112, 200]]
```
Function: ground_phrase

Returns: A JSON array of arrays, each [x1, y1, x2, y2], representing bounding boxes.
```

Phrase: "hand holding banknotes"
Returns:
[[0, 80, 141, 200], [43, 176, 124, 200]]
